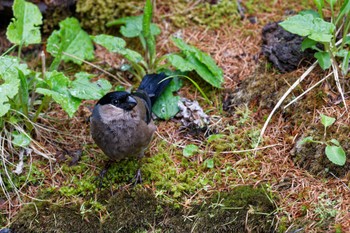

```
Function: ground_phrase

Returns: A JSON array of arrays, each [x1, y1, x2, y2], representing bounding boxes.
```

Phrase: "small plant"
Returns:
[[299, 114, 346, 166], [258, 0, 350, 146]]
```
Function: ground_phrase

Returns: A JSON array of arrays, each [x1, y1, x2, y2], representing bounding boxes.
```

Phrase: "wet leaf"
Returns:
[[47, 17, 94, 70], [325, 145, 346, 166], [279, 14, 335, 42], [152, 78, 182, 120], [183, 144, 199, 157], [166, 54, 194, 72], [0, 56, 30, 117], [36, 71, 81, 117], [92, 34, 143, 63], [69, 72, 112, 100], [6, 0, 42, 46], [106, 15, 161, 38], [171, 37, 224, 88]]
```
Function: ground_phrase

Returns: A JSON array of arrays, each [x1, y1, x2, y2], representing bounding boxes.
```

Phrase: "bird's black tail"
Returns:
[[137, 73, 171, 106]]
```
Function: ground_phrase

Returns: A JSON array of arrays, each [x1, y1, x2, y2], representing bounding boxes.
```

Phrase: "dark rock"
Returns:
[[261, 22, 315, 73]]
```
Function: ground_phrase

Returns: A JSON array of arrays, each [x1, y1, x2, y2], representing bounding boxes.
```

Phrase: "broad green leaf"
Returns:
[[325, 145, 346, 166], [171, 37, 224, 88], [12, 131, 31, 147], [36, 71, 81, 117], [345, 36, 350, 45], [152, 78, 182, 119], [204, 158, 214, 169], [330, 139, 340, 146], [183, 144, 199, 157], [6, 0, 42, 46], [47, 17, 94, 70], [92, 34, 126, 51], [299, 10, 321, 18], [106, 15, 161, 38], [298, 136, 314, 146], [301, 38, 318, 51], [207, 134, 225, 143], [0, 56, 30, 117], [314, 51, 331, 70], [92, 34, 143, 63], [320, 114, 335, 128], [279, 14, 335, 42], [166, 54, 194, 72], [69, 72, 112, 100]]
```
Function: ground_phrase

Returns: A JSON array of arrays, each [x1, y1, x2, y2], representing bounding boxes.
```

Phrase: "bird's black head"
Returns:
[[97, 91, 137, 111]]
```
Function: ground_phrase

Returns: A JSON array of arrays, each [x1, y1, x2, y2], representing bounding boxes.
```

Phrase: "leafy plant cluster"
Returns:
[[258, 0, 350, 155], [299, 114, 346, 166], [0, 0, 223, 196]]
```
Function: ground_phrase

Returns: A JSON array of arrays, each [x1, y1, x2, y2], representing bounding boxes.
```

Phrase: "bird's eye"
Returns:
[[113, 99, 119, 105]]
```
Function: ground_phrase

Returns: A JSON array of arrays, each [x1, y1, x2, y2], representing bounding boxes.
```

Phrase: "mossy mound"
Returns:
[[10, 186, 276, 232], [10, 201, 100, 233], [292, 123, 350, 177], [75, 0, 144, 34]]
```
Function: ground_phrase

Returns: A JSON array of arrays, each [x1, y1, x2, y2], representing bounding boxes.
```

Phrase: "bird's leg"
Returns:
[[131, 168, 142, 185], [95, 161, 112, 189]]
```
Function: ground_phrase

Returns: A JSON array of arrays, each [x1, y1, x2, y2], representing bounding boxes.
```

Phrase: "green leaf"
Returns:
[[171, 37, 224, 88], [0, 56, 30, 117], [320, 114, 335, 128], [326, 0, 336, 7], [298, 136, 315, 146], [279, 14, 335, 42], [12, 131, 31, 147], [106, 15, 161, 38], [69, 72, 112, 100], [314, 51, 331, 70], [36, 71, 81, 117], [183, 144, 199, 157], [325, 145, 346, 166], [330, 139, 340, 146], [6, 0, 42, 46], [152, 78, 182, 120], [299, 10, 321, 18], [47, 17, 94, 70], [207, 134, 225, 143], [166, 54, 195, 72], [204, 158, 214, 169], [301, 38, 318, 51], [92, 34, 143, 64]]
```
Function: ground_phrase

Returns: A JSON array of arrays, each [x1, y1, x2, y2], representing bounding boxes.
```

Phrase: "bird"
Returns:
[[90, 73, 170, 184]]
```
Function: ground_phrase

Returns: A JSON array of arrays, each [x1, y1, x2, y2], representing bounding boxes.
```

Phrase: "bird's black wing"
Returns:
[[137, 73, 171, 106]]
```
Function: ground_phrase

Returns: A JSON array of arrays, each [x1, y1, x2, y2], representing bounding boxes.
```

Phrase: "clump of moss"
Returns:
[[166, 0, 240, 28], [10, 201, 100, 233], [192, 186, 276, 232], [76, 0, 144, 34]]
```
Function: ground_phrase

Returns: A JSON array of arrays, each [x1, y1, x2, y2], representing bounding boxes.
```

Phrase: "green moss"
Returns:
[[76, 0, 144, 34], [10, 201, 100, 233], [167, 0, 240, 28]]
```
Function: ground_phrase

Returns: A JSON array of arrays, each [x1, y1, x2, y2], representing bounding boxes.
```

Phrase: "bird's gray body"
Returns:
[[90, 96, 156, 161]]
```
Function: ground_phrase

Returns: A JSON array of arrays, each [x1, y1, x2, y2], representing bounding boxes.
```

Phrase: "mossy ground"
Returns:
[[1, 0, 350, 232]]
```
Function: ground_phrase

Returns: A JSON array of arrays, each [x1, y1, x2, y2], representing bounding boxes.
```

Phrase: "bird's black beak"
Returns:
[[124, 96, 138, 110]]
